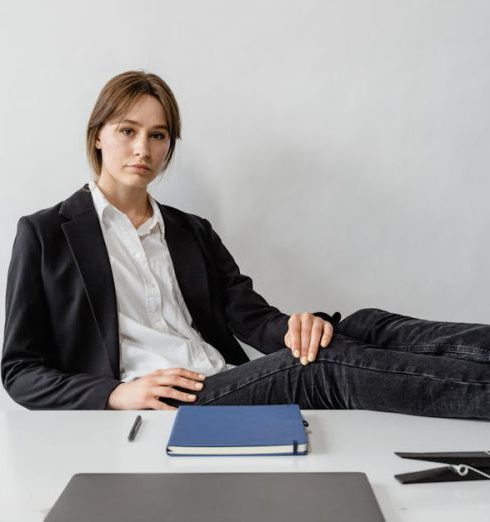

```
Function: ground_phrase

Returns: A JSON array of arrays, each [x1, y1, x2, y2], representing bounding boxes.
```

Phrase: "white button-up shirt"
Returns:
[[89, 181, 231, 381]]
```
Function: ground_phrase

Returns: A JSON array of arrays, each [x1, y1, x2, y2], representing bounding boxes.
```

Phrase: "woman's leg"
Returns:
[[336, 308, 490, 363], [178, 337, 490, 420]]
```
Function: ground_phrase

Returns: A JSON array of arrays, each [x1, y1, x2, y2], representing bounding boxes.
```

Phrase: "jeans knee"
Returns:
[[339, 308, 380, 326], [354, 307, 387, 316]]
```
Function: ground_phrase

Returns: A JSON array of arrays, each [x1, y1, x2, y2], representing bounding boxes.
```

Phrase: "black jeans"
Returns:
[[182, 308, 490, 419]]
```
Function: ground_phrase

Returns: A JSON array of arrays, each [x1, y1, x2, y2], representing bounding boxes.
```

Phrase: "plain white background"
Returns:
[[1, 0, 489, 410]]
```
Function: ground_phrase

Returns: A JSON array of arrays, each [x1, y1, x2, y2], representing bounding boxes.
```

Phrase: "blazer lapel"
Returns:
[[160, 205, 213, 336], [60, 186, 119, 376]]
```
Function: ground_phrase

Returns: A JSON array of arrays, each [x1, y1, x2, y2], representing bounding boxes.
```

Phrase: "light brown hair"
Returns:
[[86, 70, 181, 176]]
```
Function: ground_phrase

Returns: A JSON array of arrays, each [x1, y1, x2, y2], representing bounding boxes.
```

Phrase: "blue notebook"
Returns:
[[166, 404, 308, 456]]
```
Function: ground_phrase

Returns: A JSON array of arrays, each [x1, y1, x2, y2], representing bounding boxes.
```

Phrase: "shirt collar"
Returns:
[[138, 195, 165, 237], [88, 180, 165, 237]]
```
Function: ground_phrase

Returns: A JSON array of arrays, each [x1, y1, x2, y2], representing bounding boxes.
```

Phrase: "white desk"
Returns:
[[0, 410, 489, 521]]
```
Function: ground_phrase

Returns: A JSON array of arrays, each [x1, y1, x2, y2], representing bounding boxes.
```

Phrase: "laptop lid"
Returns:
[[45, 472, 385, 522]]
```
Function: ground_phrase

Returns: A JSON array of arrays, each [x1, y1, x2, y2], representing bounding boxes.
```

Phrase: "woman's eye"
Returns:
[[119, 128, 166, 140], [151, 133, 166, 140]]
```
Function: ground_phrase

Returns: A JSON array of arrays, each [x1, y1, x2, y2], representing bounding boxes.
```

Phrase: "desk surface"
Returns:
[[0, 409, 489, 522]]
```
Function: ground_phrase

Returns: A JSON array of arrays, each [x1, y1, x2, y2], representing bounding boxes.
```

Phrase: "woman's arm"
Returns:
[[1, 217, 120, 410]]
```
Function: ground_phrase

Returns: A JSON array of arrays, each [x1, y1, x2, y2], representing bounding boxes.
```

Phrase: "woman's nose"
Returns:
[[133, 136, 150, 157]]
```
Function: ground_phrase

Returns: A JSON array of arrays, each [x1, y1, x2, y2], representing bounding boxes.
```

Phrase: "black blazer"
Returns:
[[2, 185, 339, 410]]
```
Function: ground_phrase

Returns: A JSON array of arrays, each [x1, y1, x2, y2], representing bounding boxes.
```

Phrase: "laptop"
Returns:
[[45, 472, 385, 521]]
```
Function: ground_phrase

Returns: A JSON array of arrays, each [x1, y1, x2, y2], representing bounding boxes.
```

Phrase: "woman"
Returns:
[[2, 71, 489, 418]]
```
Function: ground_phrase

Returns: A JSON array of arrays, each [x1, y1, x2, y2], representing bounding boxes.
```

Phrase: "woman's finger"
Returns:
[[307, 319, 325, 363], [154, 375, 204, 391], [152, 368, 205, 381], [300, 313, 314, 364], [287, 314, 302, 358], [320, 322, 334, 348], [152, 386, 197, 403]]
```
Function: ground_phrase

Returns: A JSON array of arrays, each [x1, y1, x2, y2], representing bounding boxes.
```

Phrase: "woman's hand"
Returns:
[[106, 368, 206, 410], [284, 313, 334, 366]]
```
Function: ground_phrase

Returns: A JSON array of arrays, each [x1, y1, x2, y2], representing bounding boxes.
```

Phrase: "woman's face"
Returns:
[[95, 94, 171, 190]]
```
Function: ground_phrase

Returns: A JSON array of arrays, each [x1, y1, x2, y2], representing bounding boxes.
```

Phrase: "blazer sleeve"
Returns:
[[1, 217, 121, 410], [200, 218, 340, 354]]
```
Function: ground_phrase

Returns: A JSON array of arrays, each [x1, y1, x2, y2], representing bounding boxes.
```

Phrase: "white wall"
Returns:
[[1, 0, 490, 409]]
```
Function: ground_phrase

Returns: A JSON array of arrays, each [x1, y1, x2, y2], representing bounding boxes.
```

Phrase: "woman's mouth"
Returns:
[[127, 164, 151, 172]]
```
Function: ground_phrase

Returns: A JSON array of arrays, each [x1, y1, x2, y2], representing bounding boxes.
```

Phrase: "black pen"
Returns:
[[128, 414, 142, 442]]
